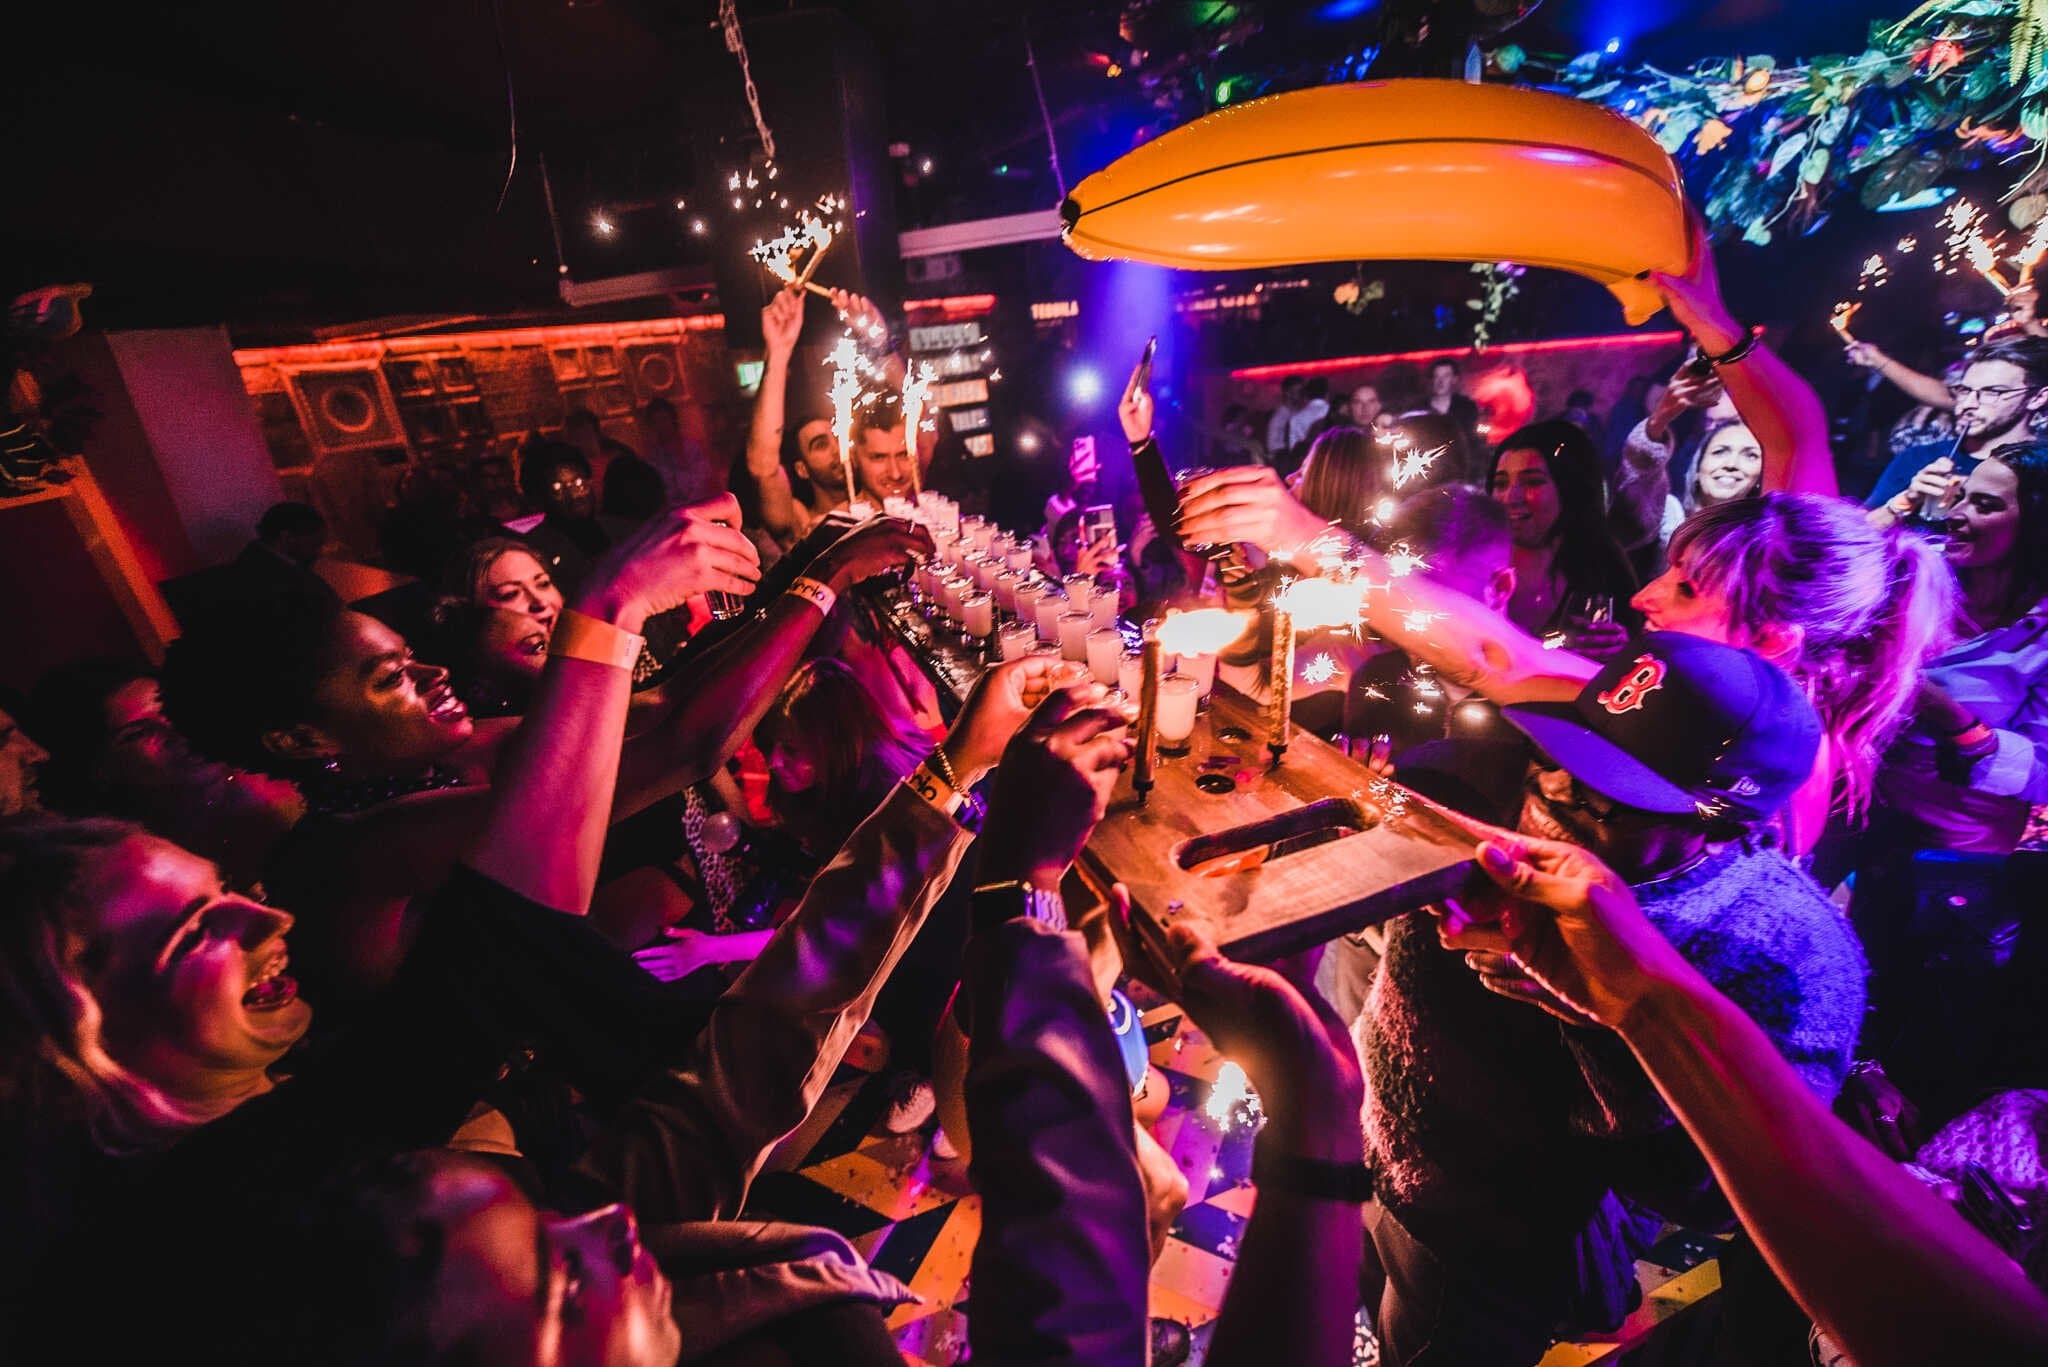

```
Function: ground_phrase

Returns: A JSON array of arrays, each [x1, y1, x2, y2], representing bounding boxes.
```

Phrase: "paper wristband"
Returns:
[[787, 576, 838, 618], [547, 609, 645, 671], [903, 761, 967, 818]]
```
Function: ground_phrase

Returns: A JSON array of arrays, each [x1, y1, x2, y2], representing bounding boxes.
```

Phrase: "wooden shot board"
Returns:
[[1077, 685, 1483, 963]]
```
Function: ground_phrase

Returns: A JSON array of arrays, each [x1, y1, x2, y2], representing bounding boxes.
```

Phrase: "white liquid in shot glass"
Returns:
[[1086, 628, 1124, 685], [1058, 610, 1093, 662], [1156, 675, 1200, 749]]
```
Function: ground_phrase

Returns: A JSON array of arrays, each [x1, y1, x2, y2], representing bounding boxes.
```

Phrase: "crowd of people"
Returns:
[[5, 203, 2048, 1367]]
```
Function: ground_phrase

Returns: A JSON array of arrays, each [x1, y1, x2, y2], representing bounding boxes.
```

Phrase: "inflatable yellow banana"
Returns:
[[1060, 79, 1687, 325]]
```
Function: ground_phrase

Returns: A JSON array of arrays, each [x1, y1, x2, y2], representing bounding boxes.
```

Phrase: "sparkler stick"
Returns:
[[794, 224, 834, 289], [752, 207, 836, 299], [1967, 234, 2014, 296], [1267, 605, 1295, 762], [1135, 621, 1163, 801], [1829, 301, 1861, 344]]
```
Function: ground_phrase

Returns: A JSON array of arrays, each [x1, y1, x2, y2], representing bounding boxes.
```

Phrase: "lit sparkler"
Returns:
[[1157, 608, 1252, 658], [1399, 608, 1442, 633], [1204, 1061, 1263, 1132], [1302, 652, 1339, 686], [1967, 234, 2014, 295], [901, 361, 934, 497], [826, 336, 864, 506], [750, 197, 843, 299], [2017, 217, 2048, 286], [1391, 443, 1447, 490], [1274, 575, 1367, 633], [1829, 301, 1861, 344], [1941, 201, 2013, 295], [1383, 541, 1428, 579]]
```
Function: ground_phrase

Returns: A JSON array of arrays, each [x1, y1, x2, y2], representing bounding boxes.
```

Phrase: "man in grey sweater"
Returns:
[[1357, 633, 1868, 1365]]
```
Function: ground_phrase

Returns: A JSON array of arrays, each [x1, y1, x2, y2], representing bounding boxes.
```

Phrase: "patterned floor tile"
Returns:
[[743, 1005, 1717, 1364]]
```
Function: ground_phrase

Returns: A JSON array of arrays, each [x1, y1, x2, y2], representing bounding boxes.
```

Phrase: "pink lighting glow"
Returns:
[[1228, 330, 1686, 382]]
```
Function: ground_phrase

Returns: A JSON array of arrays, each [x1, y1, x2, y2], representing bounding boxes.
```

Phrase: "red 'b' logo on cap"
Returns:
[[1598, 655, 1667, 715]]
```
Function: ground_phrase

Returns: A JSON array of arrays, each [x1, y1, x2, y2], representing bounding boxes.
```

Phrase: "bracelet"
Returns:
[[1250, 1139, 1375, 1204], [904, 760, 967, 818], [786, 576, 838, 618], [927, 742, 962, 790], [1944, 721, 1997, 757], [548, 608, 646, 671], [1706, 326, 1762, 367]]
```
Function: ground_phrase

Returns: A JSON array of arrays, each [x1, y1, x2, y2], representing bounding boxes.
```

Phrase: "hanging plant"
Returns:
[[1468, 262, 1526, 351], [1518, 0, 2048, 242]]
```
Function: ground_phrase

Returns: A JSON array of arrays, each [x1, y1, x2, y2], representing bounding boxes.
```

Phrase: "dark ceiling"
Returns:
[[6, 0, 1905, 336]]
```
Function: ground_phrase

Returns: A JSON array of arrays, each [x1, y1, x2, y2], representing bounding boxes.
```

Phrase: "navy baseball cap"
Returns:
[[1502, 632, 1820, 822]]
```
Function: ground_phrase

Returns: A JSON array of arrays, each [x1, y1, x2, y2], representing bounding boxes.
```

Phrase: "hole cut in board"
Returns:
[[1175, 796, 1383, 878]]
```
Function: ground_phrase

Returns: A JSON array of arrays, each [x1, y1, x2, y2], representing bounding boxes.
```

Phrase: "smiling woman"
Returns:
[[0, 816, 290, 1149], [1485, 420, 1638, 639]]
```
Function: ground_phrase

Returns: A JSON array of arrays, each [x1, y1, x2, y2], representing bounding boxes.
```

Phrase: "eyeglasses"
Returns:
[[1948, 384, 2031, 402], [550, 476, 590, 492]]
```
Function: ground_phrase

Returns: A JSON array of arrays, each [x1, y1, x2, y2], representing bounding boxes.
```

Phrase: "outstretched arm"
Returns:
[[1846, 342, 1955, 412], [744, 290, 807, 544], [608, 514, 932, 819], [1176, 466, 1596, 703], [577, 658, 1058, 1224], [1650, 212, 1838, 497], [1112, 898, 1366, 1367], [1441, 834, 2048, 1367], [965, 690, 1150, 1363], [475, 498, 764, 911]]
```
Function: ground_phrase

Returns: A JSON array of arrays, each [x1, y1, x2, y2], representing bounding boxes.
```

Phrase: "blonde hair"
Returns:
[[1668, 493, 1956, 818], [0, 816, 203, 1152]]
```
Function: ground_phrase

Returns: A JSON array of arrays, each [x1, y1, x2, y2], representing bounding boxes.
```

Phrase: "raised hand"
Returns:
[[803, 514, 933, 593], [2009, 284, 2042, 335], [1433, 832, 1694, 1030], [941, 655, 1066, 786], [1119, 357, 1156, 444], [1073, 530, 1120, 577], [1647, 366, 1724, 442], [584, 494, 762, 625], [1903, 457, 1962, 514], [1113, 896, 1362, 1156], [1175, 465, 1333, 555], [761, 288, 805, 359], [975, 688, 1134, 888], [1647, 206, 1743, 352], [1843, 341, 1888, 371]]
